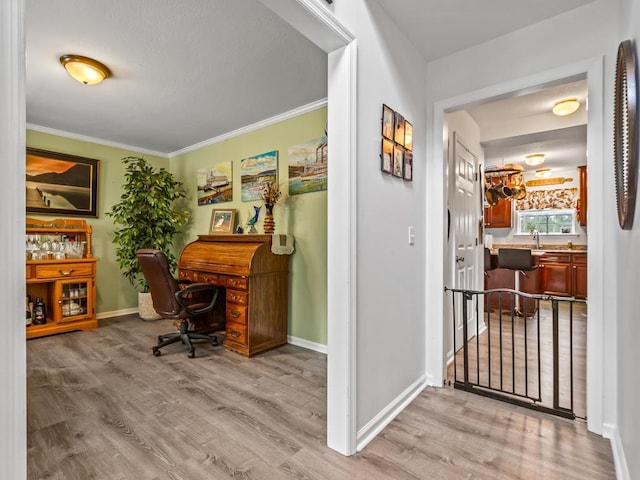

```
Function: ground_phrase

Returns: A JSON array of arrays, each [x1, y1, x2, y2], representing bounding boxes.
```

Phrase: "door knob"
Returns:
[[456, 256, 465, 263]]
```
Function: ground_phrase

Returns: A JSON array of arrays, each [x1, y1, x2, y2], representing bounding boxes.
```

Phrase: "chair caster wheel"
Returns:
[[188, 349, 195, 359], [153, 347, 161, 357], [212, 338, 219, 347]]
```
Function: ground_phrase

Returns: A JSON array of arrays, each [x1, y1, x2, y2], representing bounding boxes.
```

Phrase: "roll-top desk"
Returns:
[[178, 234, 289, 357]]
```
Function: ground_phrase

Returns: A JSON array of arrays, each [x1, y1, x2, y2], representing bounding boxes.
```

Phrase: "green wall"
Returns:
[[171, 107, 328, 345], [26, 105, 327, 345]]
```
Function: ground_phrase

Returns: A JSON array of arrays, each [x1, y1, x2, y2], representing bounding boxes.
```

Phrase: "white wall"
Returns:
[[331, 0, 428, 444], [425, 0, 618, 445], [616, 0, 640, 478]]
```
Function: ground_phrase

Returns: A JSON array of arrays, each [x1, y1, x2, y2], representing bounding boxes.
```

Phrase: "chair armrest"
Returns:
[[175, 283, 219, 315]]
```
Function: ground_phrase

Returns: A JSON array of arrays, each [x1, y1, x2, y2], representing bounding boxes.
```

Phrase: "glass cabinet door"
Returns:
[[56, 279, 91, 323]]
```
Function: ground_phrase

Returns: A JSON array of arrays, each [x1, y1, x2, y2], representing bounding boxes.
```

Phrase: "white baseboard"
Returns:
[[287, 335, 328, 354], [96, 307, 138, 320], [356, 375, 428, 451], [602, 423, 630, 480]]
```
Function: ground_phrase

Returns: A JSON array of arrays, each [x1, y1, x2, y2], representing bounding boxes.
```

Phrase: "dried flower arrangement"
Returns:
[[260, 181, 283, 214]]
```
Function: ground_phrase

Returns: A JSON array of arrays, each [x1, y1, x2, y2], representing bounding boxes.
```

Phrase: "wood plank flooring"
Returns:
[[27, 314, 614, 479]]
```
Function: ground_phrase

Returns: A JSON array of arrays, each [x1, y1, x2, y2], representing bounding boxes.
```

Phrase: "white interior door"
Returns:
[[452, 132, 479, 348]]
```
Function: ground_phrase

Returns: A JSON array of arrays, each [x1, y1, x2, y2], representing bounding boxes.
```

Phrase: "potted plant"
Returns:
[[107, 156, 189, 320]]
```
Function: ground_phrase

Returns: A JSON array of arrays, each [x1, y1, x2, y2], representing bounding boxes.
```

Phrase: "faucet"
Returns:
[[532, 230, 540, 249]]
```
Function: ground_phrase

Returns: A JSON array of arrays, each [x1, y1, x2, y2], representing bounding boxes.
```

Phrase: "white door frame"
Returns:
[[428, 57, 606, 434], [255, 0, 359, 455]]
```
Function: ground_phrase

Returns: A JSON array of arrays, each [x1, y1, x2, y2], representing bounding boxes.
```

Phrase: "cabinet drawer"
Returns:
[[35, 263, 93, 279], [226, 322, 247, 345], [572, 253, 587, 265], [26, 265, 35, 280], [226, 276, 248, 290], [198, 272, 222, 285], [227, 289, 248, 305], [539, 254, 571, 263], [226, 304, 247, 325], [178, 269, 195, 281]]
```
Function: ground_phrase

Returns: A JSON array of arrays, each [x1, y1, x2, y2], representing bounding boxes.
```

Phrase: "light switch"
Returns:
[[408, 226, 415, 245]]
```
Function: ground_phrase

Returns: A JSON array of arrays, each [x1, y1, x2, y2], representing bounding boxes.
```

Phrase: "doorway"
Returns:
[[436, 58, 605, 433]]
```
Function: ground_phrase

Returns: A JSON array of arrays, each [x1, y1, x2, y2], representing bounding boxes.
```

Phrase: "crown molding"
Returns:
[[168, 98, 327, 158]]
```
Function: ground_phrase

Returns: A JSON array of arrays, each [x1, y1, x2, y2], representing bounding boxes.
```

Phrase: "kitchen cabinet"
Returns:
[[484, 198, 512, 228], [26, 218, 98, 339], [572, 253, 588, 299], [539, 252, 587, 298], [577, 165, 587, 226]]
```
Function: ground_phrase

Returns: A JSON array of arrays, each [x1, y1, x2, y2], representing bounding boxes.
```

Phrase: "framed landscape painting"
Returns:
[[197, 161, 233, 206], [26, 148, 99, 217], [240, 150, 278, 201]]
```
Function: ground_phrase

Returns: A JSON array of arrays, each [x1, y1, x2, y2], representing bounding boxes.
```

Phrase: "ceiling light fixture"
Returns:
[[535, 168, 552, 178], [552, 98, 580, 116], [525, 153, 545, 166], [59, 54, 111, 85]]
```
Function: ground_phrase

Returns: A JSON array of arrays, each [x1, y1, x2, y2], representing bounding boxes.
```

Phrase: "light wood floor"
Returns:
[[27, 314, 614, 479]]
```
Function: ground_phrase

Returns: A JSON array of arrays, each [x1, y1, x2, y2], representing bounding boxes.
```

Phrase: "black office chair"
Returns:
[[136, 248, 221, 358], [498, 248, 537, 315]]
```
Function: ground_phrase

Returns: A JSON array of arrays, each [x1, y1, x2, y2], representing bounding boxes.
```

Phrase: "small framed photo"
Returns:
[[404, 121, 413, 151], [392, 144, 404, 178], [381, 138, 394, 174], [382, 104, 394, 140], [403, 150, 413, 181], [209, 208, 236, 234], [394, 112, 405, 146]]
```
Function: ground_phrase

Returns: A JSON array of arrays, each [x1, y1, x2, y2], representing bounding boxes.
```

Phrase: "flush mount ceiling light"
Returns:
[[525, 153, 545, 166], [59, 54, 111, 85], [552, 98, 581, 116], [535, 168, 552, 178]]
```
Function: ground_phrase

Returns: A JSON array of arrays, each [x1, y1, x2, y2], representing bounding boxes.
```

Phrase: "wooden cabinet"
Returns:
[[26, 218, 98, 339], [484, 199, 512, 228], [539, 252, 587, 298], [179, 234, 289, 357], [572, 253, 588, 299], [577, 165, 587, 226]]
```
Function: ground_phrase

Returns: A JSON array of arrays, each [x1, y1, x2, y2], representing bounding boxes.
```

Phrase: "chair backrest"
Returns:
[[484, 247, 496, 272], [136, 249, 182, 317], [498, 248, 535, 271]]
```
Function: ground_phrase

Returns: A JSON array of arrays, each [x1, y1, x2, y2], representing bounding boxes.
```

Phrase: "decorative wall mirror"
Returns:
[[614, 39, 638, 230]]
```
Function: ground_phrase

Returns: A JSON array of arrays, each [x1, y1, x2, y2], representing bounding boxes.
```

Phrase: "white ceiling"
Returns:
[[26, 0, 597, 156], [465, 78, 588, 173]]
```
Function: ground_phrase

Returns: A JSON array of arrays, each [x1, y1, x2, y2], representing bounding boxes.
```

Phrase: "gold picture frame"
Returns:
[[209, 208, 236, 234]]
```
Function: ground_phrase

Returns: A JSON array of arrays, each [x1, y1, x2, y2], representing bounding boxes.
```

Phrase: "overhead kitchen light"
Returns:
[[525, 153, 545, 166], [59, 54, 111, 85], [552, 98, 580, 116], [535, 168, 552, 178]]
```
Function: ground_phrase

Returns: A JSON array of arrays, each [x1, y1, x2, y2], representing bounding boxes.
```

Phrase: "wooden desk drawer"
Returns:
[[179, 270, 195, 281], [227, 289, 248, 305], [226, 304, 247, 325], [26, 265, 34, 280], [35, 263, 93, 279], [226, 322, 247, 345], [226, 276, 248, 290], [199, 272, 222, 285]]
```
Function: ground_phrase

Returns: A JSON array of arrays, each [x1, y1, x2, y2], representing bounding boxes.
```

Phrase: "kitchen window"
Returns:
[[517, 209, 576, 235]]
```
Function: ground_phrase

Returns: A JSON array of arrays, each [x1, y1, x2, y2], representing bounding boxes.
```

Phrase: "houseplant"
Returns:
[[107, 156, 189, 319]]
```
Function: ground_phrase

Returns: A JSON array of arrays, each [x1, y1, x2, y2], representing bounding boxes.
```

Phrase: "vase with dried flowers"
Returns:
[[260, 181, 282, 234]]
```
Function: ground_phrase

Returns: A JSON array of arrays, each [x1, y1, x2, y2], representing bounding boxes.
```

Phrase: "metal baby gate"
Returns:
[[445, 287, 587, 419]]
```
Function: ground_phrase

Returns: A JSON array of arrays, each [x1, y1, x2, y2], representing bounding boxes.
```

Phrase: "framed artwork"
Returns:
[[197, 161, 233, 206], [404, 121, 413, 151], [288, 136, 328, 195], [394, 112, 405, 146], [403, 150, 413, 181], [241, 150, 278, 201], [382, 104, 394, 140], [26, 147, 99, 217], [392, 144, 404, 178], [381, 138, 393, 174], [209, 208, 236, 234]]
